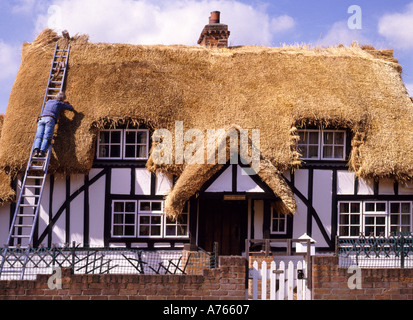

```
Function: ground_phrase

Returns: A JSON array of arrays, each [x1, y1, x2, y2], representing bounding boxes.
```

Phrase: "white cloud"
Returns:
[[317, 21, 370, 47], [270, 15, 295, 34], [34, 0, 295, 46], [378, 2, 413, 50], [0, 41, 20, 82]]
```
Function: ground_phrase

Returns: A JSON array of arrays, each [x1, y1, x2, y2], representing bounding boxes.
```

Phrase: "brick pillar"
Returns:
[[217, 256, 248, 299]]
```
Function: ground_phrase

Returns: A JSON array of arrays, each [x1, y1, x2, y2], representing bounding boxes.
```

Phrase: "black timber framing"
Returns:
[[47, 174, 54, 247], [65, 175, 70, 244], [83, 174, 90, 247], [283, 169, 334, 250], [36, 168, 108, 246]]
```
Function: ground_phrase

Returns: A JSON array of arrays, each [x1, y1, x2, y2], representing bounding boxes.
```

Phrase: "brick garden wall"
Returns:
[[0, 256, 247, 300], [312, 255, 413, 300], [2, 254, 412, 300]]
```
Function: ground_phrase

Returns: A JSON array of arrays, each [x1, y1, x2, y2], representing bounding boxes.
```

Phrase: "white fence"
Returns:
[[249, 259, 311, 300]]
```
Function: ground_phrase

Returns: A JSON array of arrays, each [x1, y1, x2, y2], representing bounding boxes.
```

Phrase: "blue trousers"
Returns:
[[34, 116, 56, 152]]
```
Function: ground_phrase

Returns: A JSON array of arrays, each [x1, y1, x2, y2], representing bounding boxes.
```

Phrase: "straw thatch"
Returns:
[[161, 124, 296, 217], [0, 29, 412, 214], [0, 115, 15, 203]]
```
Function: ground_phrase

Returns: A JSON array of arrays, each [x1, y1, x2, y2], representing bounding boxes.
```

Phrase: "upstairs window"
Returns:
[[298, 129, 346, 161], [98, 130, 123, 159], [124, 129, 149, 159], [97, 129, 149, 160]]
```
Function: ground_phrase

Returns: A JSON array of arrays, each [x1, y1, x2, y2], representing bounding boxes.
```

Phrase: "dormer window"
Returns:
[[97, 129, 149, 160], [297, 129, 346, 161]]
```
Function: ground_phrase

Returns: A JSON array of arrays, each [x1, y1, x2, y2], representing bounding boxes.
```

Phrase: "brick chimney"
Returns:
[[198, 11, 230, 48]]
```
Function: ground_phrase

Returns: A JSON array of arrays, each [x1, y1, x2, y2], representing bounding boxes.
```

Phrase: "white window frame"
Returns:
[[270, 206, 287, 235], [164, 202, 190, 238], [338, 201, 362, 238], [297, 129, 320, 160], [97, 129, 123, 160], [111, 200, 137, 238], [137, 200, 164, 238], [123, 129, 150, 160], [338, 200, 413, 238], [321, 130, 346, 161], [389, 201, 412, 235], [297, 129, 346, 161], [138, 200, 164, 213], [363, 201, 387, 215], [137, 213, 163, 238], [363, 215, 387, 237], [110, 199, 191, 239], [363, 202, 387, 236], [96, 128, 149, 160]]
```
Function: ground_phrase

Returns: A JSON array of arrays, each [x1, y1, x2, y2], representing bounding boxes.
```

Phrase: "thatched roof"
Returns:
[[0, 115, 16, 203], [1, 29, 413, 215]]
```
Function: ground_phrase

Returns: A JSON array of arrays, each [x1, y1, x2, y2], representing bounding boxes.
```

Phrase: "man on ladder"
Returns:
[[33, 91, 74, 157]]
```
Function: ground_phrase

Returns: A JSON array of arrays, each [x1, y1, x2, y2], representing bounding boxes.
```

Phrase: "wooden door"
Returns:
[[198, 199, 247, 255]]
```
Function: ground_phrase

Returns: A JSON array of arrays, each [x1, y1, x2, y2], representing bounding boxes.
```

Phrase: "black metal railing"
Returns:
[[0, 242, 217, 280], [336, 232, 413, 268]]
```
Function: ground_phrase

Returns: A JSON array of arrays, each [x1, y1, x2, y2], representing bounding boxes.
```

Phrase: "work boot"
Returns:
[[39, 150, 46, 158], [33, 148, 40, 157]]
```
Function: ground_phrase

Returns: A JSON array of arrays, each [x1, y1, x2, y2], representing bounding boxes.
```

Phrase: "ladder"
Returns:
[[0, 43, 70, 280]]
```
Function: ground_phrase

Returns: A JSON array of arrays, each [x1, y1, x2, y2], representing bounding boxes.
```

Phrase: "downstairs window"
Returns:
[[338, 201, 412, 237], [110, 200, 189, 238]]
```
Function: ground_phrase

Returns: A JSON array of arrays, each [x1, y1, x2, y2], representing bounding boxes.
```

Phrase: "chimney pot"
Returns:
[[209, 11, 220, 24]]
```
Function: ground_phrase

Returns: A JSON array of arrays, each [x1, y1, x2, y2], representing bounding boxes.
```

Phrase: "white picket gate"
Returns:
[[249, 259, 311, 300]]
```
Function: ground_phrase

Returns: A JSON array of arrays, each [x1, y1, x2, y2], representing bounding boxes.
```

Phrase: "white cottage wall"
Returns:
[[69, 174, 85, 245], [51, 175, 67, 245], [155, 172, 173, 195], [135, 168, 151, 195], [111, 168, 131, 195], [337, 170, 354, 195], [291, 169, 308, 239], [0, 204, 10, 245], [88, 169, 106, 247], [312, 170, 332, 248]]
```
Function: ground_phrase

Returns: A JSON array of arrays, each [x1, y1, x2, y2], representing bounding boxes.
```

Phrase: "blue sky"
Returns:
[[1, 0, 413, 115]]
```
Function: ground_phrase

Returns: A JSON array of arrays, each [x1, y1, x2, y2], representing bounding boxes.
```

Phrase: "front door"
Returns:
[[198, 198, 247, 255]]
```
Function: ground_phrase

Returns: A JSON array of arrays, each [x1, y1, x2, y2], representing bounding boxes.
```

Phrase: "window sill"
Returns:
[[92, 160, 148, 168], [298, 160, 348, 168]]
